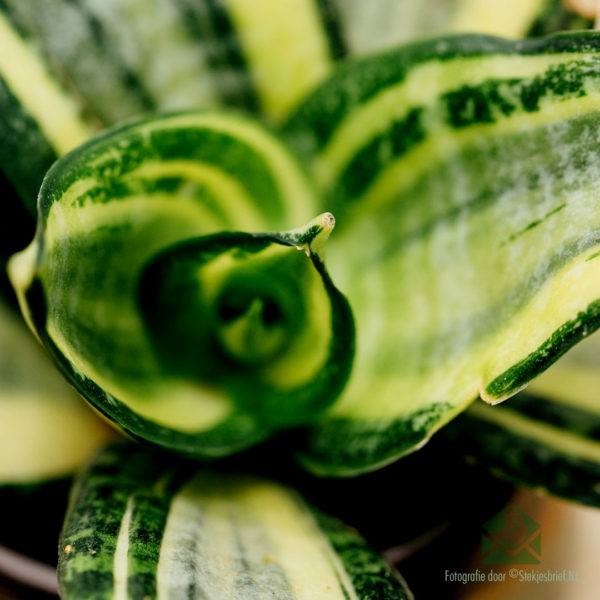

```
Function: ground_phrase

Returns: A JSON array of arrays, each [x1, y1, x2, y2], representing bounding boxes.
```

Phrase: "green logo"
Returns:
[[481, 505, 541, 565]]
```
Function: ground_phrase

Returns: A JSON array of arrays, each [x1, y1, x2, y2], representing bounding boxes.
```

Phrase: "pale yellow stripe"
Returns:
[[43, 193, 221, 250], [191, 484, 244, 598], [122, 381, 233, 434], [450, 0, 547, 37], [315, 52, 587, 194], [158, 475, 354, 600], [113, 496, 135, 600], [224, 0, 332, 122], [0, 13, 91, 154], [128, 160, 264, 230], [468, 402, 600, 463], [135, 113, 316, 227], [244, 483, 357, 600]]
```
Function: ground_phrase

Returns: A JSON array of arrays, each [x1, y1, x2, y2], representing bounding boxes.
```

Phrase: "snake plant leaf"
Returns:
[[444, 391, 600, 507], [283, 32, 600, 475], [0, 300, 110, 486], [59, 443, 413, 600], [0, 4, 94, 301], [0, 5, 92, 213], [9, 112, 354, 459], [443, 331, 600, 507], [6, 0, 580, 128], [4, 0, 578, 300], [2, 0, 344, 124]]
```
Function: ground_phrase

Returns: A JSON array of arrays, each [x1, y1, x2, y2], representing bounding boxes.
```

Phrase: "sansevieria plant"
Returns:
[[1, 1, 599, 598]]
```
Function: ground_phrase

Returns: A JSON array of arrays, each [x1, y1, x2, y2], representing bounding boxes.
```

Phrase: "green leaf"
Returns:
[[1, 0, 342, 124], [444, 392, 600, 507], [58, 443, 413, 600], [284, 32, 600, 475], [10, 112, 354, 459], [0, 5, 94, 301], [0, 7, 92, 211], [443, 332, 600, 507]]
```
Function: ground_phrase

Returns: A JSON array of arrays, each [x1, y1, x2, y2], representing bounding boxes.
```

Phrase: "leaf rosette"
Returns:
[[9, 112, 354, 458]]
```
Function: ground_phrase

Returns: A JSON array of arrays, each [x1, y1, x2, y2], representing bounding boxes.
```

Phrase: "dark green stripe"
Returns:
[[314, 0, 347, 60], [126, 492, 167, 599], [312, 507, 412, 599], [126, 467, 192, 598], [151, 126, 284, 220], [333, 59, 598, 206], [486, 299, 600, 398], [283, 35, 516, 157], [283, 32, 600, 159], [179, 0, 259, 112], [39, 123, 286, 224], [71, 176, 234, 226], [203, 0, 258, 111], [0, 0, 31, 39], [59, 445, 160, 600], [501, 203, 566, 246], [333, 107, 424, 204], [298, 403, 453, 476], [0, 74, 57, 213], [445, 59, 592, 125]]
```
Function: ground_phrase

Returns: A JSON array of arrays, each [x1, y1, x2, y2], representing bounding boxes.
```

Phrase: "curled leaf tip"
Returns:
[[305, 212, 336, 258], [278, 212, 336, 258], [320, 212, 336, 231]]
